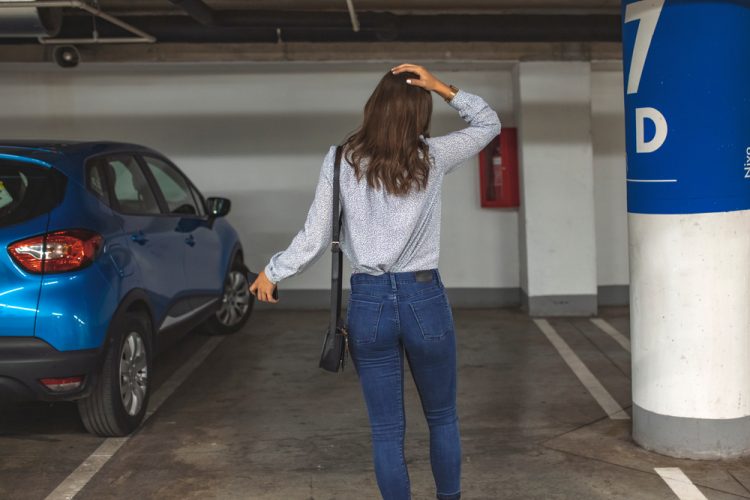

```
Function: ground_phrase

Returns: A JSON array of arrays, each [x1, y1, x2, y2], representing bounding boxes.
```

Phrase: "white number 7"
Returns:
[[624, 0, 665, 95]]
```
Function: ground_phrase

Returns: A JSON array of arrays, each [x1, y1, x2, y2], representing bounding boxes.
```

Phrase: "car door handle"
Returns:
[[185, 235, 196, 247], [130, 231, 148, 245]]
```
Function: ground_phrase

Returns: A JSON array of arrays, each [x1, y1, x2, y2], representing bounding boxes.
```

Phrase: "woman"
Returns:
[[250, 64, 501, 500]]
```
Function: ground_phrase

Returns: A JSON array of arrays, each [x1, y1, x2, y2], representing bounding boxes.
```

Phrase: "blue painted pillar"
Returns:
[[622, 0, 750, 458]]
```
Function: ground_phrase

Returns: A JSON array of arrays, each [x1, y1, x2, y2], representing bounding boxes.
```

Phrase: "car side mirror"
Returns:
[[207, 197, 231, 217]]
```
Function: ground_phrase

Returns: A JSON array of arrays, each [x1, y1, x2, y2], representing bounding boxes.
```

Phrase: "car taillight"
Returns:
[[8, 229, 103, 274]]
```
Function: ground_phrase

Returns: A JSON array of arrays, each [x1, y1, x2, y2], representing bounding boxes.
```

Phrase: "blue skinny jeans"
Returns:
[[346, 269, 461, 500]]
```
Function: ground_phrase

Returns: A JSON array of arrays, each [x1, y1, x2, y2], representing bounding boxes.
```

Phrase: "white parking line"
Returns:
[[590, 318, 631, 352], [534, 319, 630, 420], [45, 336, 226, 500], [655, 468, 708, 500]]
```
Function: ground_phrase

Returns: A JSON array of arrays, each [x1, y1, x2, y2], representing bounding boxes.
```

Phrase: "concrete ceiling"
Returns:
[[46, 0, 622, 45], [99, 0, 621, 15], [0, 0, 624, 63]]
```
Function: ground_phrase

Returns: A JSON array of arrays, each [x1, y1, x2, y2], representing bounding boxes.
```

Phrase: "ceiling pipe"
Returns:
[[0, 0, 155, 43], [344, 0, 359, 33], [0, 0, 62, 37]]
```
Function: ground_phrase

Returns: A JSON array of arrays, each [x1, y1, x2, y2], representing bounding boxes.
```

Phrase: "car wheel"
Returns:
[[203, 259, 254, 335], [77, 311, 152, 437]]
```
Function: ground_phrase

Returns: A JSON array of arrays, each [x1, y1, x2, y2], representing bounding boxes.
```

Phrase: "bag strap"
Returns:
[[330, 146, 344, 330]]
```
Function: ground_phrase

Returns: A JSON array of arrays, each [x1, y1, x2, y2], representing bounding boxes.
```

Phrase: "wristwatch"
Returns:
[[443, 84, 459, 103]]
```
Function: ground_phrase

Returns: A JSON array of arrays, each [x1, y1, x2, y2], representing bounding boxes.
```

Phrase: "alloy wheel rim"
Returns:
[[119, 331, 148, 416], [216, 270, 251, 327]]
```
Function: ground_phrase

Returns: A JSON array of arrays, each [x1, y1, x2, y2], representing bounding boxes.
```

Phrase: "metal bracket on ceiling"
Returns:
[[345, 0, 359, 32], [0, 0, 155, 44]]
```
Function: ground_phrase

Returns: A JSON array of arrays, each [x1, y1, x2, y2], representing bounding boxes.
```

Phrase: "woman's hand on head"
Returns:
[[391, 64, 453, 98], [249, 270, 279, 304]]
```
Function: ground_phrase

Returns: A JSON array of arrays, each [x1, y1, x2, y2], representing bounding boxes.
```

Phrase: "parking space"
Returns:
[[2, 308, 749, 499]]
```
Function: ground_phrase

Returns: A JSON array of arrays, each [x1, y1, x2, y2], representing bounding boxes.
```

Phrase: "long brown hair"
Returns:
[[343, 70, 433, 196]]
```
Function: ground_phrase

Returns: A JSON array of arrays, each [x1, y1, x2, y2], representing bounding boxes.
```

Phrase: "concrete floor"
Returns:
[[2, 307, 750, 499]]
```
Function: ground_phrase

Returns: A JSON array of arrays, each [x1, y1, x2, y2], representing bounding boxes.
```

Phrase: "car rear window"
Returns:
[[0, 160, 66, 228]]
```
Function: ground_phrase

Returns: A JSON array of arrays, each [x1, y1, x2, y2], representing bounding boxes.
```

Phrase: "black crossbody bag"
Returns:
[[318, 146, 349, 372]]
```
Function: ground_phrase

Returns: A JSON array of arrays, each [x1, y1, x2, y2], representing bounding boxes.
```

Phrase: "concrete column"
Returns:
[[515, 61, 598, 316], [622, 0, 750, 458]]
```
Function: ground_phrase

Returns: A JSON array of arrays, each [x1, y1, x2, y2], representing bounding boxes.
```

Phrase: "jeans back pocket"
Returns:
[[346, 298, 383, 344], [409, 291, 453, 341]]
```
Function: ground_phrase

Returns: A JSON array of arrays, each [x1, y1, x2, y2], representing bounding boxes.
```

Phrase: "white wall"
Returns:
[[516, 61, 598, 306], [0, 62, 518, 291], [591, 63, 629, 287]]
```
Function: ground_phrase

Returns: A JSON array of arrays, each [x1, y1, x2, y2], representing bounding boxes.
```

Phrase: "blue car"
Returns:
[[0, 141, 253, 436]]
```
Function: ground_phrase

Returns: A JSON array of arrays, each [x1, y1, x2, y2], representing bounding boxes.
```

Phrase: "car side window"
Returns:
[[86, 160, 110, 205], [0, 160, 66, 228], [142, 156, 199, 216], [189, 184, 207, 217], [103, 156, 161, 215]]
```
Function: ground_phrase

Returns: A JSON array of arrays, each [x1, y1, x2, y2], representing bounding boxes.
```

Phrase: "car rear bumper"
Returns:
[[0, 337, 103, 402]]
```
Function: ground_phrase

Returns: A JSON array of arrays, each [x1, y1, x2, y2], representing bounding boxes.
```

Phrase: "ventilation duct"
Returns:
[[0, 0, 62, 37]]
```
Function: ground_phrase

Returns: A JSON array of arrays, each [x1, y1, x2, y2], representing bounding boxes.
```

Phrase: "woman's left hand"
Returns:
[[249, 270, 279, 303], [391, 63, 453, 99]]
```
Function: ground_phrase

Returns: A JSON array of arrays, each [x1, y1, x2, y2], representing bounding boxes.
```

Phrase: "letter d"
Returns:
[[636, 107, 668, 153]]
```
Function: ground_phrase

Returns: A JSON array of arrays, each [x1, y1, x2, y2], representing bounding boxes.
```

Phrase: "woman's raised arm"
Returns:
[[426, 90, 502, 174], [391, 63, 501, 175]]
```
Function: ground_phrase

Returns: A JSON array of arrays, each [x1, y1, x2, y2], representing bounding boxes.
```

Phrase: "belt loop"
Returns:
[[389, 273, 397, 291], [434, 269, 442, 286]]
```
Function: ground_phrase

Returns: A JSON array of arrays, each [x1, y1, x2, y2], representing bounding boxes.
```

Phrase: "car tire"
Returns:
[[202, 258, 254, 335], [77, 311, 152, 437]]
